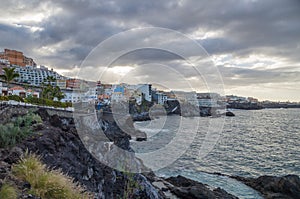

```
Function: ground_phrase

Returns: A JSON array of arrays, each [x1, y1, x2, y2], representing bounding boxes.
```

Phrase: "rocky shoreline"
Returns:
[[0, 107, 299, 198], [233, 175, 300, 199]]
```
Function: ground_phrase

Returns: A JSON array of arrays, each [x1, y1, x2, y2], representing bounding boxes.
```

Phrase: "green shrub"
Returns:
[[0, 96, 9, 101], [0, 123, 22, 148], [8, 95, 24, 102], [0, 112, 42, 148], [25, 96, 72, 108], [0, 183, 18, 199], [12, 153, 90, 199]]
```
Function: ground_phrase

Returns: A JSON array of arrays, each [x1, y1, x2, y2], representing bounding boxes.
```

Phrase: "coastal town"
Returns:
[[1, 48, 300, 110]]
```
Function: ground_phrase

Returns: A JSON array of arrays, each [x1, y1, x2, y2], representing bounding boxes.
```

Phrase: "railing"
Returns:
[[0, 100, 74, 112]]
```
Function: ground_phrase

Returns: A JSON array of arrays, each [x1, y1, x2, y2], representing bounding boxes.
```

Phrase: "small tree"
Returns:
[[0, 67, 19, 88], [41, 84, 65, 101], [52, 86, 65, 101]]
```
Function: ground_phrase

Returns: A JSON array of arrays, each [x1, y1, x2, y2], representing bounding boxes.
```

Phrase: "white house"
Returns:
[[8, 86, 39, 98]]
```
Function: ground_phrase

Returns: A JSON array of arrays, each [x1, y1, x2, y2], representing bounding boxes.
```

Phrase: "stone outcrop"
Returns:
[[234, 175, 300, 199], [0, 108, 162, 199], [147, 174, 238, 199], [1, 107, 299, 199]]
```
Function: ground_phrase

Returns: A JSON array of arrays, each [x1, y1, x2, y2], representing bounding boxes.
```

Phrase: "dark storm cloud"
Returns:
[[0, 0, 299, 100], [1, 0, 299, 63], [218, 65, 300, 91], [0, 23, 36, 54]]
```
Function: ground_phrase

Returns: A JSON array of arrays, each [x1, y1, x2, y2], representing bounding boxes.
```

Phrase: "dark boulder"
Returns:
[[34, 108, 50, 121], [225, 111, 235, 117], [234, 175, 300, 199], [132, 112, 151, 121], [164, 175, 238, 199]]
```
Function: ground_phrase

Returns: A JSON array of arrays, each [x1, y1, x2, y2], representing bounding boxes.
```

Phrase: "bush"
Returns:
[[0, 112, 42, 148], [12, 153, 90, 199], [25, 96, 72, 108], [0, 184, 17, 199], [8, 95, 24, 102], [0, 96, 9, 101]]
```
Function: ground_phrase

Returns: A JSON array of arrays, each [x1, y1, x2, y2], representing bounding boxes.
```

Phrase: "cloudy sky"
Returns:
[[0, 0, 300, 101]]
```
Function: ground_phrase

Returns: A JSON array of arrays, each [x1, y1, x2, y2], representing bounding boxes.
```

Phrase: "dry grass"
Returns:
[[0, 183, 18, 199], [12, 153, 91, 199]]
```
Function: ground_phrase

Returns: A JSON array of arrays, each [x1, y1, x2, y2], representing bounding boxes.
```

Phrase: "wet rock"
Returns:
[[225, 111, 235, 117], [234, 175, 300, 199], [132, 112, 151, 121], [164, 175, 238, 199]]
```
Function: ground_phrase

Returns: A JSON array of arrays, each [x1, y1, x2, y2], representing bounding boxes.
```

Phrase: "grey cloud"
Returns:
[[1, 0, 299, 64], [0, 0, 299, 100], [219, 65, 300, 87]]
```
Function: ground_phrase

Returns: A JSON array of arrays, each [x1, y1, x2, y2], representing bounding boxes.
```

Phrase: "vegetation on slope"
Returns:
[[0, 112, 42, 148], [11, 153, 91, 199], [0, 183, 18, 199]]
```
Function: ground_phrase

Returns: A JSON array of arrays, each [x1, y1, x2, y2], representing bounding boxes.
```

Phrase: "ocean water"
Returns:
[[133, 108, 300, 198]]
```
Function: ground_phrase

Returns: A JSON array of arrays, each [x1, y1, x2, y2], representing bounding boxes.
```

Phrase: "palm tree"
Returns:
[[41, 84, 65, 101], [0, 67, 19, 88], [52, 86, 65, 101]]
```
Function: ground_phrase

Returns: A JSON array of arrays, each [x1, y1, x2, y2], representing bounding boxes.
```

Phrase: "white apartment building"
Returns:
[[60, 90, 83, 103], [126, 84, 152, 102], [14, 65, 64, 86], [82, 87, 97, 102], [157, 92, 168, 105], [0, 59, 10, 65]]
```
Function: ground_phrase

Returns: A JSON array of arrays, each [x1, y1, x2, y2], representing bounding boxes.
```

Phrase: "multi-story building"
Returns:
[[66, 79, 81, 89], [125, 84, 152, 102], [137, 84, 152, 102], [0, 58, 10, 65], [60, 89, 83, 103], [82, 87, 97, 102], [96, 81, 104, 95], [111, 85, 125, 102], [56, 80, 67, 89], [157, 92, 168, 105], [14, 65, 64, 86], [0, 49, 36, 67], [152, 90, 168, 105], [24, 56, 36, 67], [0, 49, 25, 66]]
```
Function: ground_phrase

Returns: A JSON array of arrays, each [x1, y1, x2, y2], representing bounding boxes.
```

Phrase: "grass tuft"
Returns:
[[12, 153, 91, 199], [0, 183, 18, 199]]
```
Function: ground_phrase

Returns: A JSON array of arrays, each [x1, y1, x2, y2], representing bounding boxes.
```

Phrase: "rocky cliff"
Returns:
[[0, 107, 298, 199]]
